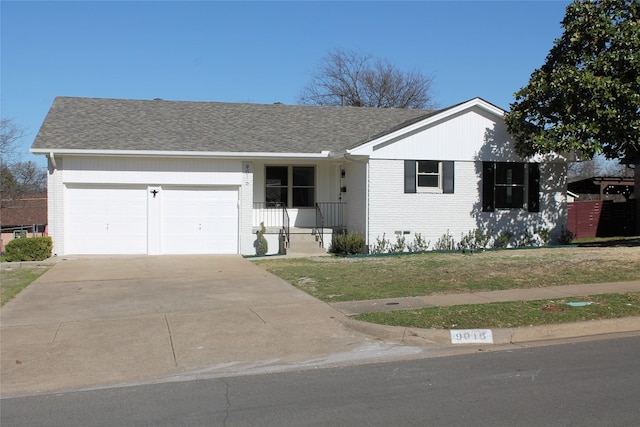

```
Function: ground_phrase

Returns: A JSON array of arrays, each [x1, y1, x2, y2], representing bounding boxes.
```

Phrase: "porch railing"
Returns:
[[315, 202, 346, 248], [315, 204, 325, 248], [253, 202, 284, 228], [282, 205, 290, 249], [315, 202, 346, 228], [253, 202, 290, 250]]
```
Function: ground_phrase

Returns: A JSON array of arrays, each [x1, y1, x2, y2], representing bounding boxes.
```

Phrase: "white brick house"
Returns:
[[31, 97, 568, 256]]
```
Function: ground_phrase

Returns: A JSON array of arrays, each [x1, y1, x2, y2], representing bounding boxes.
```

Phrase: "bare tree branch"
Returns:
[[1, 118, 27, 166], [298, 49, 436, 109]]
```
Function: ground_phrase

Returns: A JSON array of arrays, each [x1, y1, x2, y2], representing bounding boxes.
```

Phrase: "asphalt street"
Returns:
[[2, 335, 639, 427]]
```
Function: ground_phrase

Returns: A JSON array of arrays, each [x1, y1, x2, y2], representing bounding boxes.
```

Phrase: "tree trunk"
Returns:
[[635, 158, 640, 236]]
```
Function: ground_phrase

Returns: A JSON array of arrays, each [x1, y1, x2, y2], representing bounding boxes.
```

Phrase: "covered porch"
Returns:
[[252, 202, 346, 254]]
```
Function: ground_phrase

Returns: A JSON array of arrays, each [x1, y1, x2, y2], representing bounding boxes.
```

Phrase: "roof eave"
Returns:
[[30, 148, 333, 160], [347, 97, 506, 156]]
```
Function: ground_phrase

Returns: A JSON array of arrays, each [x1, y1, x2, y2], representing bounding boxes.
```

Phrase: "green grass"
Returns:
[[254, 246, 640, 302], [0, 266, 49, 306], [354, 292, 640, 329]]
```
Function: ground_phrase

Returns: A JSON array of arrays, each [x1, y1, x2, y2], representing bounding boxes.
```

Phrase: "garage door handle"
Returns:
[[106, 223, 109, 230]]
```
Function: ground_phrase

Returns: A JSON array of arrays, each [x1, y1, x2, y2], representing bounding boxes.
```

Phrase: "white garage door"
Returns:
[[65, 184, 239, 255], [161, 186, 238, 254], [66, 185, 148, 254]]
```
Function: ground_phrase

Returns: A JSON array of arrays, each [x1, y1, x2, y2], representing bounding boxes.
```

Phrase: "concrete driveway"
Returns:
[[1, 256, 420, 397]]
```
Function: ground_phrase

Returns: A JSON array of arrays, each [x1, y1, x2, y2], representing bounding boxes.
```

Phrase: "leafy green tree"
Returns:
[[505, 0, 640, 230]]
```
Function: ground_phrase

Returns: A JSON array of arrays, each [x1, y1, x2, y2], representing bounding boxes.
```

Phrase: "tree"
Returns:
[[0, 119, 46, 199], [1, 118, 27, 165], [298, 49, 436, 109], [504, 0, 640, 231]]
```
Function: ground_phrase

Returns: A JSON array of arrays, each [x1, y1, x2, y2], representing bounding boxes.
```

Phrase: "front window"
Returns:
[[292, 166, 315, 207], [417, 160, 440, 189], [265, 166, 315, 207], [494, 163, 525, 208], [265, 166, 288, 206]]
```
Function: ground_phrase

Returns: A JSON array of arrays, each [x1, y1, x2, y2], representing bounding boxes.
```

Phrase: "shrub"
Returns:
[[558, 226, 574, 245], [473, 229, 491, 249], [407, 233, 430, 252], [389, 234, 406, 253], [330, 231, 367, 255], [4, 237, 53, 262], [493, 230, 513, 248], [433, 230, 456, 251], [370, 233, 391, 254], [256, 222, 268, 255], [537, 228, 552, 246], [516, 230, 536, 248]]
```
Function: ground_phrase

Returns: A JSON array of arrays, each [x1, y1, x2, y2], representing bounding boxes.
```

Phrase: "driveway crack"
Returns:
[[164, 315, 178, 366], [51, 323, 63, 343], [249, 308, 267, 325]]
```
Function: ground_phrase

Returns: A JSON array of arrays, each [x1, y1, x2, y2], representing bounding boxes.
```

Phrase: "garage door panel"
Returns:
[[66, 185, 148, 254], [65, 185, 239, 255], [162, 187, 238, 254]]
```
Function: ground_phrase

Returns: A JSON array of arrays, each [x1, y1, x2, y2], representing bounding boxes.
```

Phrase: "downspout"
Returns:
[[48, 152, 58, 256], [49, 152, 57, 169], [344, 153, 370, 249]]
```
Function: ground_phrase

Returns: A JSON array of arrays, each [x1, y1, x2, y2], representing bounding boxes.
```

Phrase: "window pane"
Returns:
[[495, 187, 524, 208], [266, 187, 287, 206], [418, 175, 439, 188], [292, 188, 314, 207], [293, 167, 314, 186], [495, 163, 525, 185], [418, 161, 439, 174], [265, 166, 288, 186]]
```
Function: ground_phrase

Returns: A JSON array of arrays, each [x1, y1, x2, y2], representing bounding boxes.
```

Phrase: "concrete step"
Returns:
[[287, 232, 328, 255]]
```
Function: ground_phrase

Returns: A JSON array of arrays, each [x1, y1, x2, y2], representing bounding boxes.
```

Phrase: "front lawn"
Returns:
[[0, 266, 49, 306], [253, 246, 640, 302], [355, 292, 640, 329]]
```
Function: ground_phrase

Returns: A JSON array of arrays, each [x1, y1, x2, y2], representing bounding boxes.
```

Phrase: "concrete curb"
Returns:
[[0, 259, 58, 271], [341, 316, 640, 346]]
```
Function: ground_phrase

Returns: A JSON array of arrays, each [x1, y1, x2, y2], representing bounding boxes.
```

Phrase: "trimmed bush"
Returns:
[[256, 222, 268, 255], [4, 237, 53, 262], [330, 231, 366, 256]]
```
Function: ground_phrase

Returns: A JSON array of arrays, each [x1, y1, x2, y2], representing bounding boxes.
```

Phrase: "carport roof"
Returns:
[[31, 96, 437, 155]]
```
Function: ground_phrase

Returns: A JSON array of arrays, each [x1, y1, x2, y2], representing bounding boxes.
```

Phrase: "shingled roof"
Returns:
[[0, 194, 47, 227], [31, 97, 436, 155]]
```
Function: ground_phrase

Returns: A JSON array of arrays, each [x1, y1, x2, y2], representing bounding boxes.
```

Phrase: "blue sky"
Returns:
[[2, 1, 571, 166]]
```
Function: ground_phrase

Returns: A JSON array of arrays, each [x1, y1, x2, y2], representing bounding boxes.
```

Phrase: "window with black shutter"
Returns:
[[482, 162, 540, 212]]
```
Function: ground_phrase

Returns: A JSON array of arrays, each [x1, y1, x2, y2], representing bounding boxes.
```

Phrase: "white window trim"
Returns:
[[416, 160, 443, 193]]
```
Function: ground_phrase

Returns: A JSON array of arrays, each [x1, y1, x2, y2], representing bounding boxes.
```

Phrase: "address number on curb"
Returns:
[[450, 329, 493, 344]]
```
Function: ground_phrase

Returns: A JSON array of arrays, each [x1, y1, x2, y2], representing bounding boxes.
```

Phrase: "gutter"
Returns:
[[30, 148, 333, 160]]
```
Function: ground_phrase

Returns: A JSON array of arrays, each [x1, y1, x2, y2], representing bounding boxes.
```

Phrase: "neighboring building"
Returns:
[[0, 193, 48, 253], [567, 176, 636, 239], [30, 96, 568, 256], [568, 176, 635, 202]]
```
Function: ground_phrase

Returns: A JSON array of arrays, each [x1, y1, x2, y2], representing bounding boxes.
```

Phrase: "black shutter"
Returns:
[[528, 163, 540, 212], [442, 161, 454, 194], [404, 160, 416, 193], [482, 162, 494, 212]]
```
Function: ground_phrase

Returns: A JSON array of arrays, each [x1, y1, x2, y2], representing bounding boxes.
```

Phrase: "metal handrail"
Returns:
[[282, 205, 290, 249], [315, 203, 325, 248], [315, 202, 345, 228]]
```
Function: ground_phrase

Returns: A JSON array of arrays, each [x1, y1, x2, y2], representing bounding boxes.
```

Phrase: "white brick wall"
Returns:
[[367, 159, 567, 250], [343, 161, 367, 235], [240, 161, 255, 255], [48, 156, 65, 256]]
